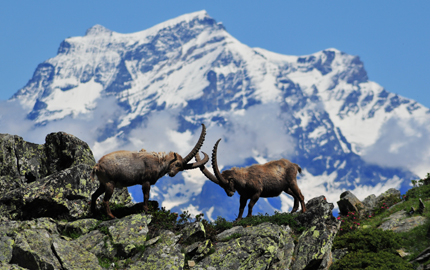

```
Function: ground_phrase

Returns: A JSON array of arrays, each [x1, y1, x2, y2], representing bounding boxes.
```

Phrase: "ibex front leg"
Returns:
[[236, 196, 248, 221]]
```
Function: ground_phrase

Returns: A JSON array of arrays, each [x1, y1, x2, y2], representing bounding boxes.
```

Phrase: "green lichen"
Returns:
[[313, 230, 320, 238]]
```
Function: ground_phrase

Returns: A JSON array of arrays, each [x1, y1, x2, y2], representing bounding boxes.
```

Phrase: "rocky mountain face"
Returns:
[[6, 10, 430, 221], [1, 132, 427, 269]]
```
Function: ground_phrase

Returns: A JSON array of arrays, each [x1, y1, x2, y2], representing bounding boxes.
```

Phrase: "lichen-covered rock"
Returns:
[[376, 188, 401, 204], [19, 217, 59, 235], [0, 134, 47, 194], [181, 221, 206, 244], [187, 239, 213, 262], [1, 164, 96, 220], [0, 132, 121, 221], [378, 210, 428, 233], [63, 218, 99, 236], [130, 230, 184, 270], [75, 229, 118, 259], [337, 191, 364, 215], [362, 194, 377, 213], [1, 165, 132, 221], [197, 222, 295, 270], [0, 221, 19, 238], [0, 237, 14, 263], [216, 225, 245, 241], [51, 235, 102, 270], [332, 248, 348, 263], [101, 213, 151, 256], [0, 262, 27, 269], [44, 132, 96, 174], [11, 229, 62, 269], [0, 132, 95, 195], [293, 196, 340, 270]]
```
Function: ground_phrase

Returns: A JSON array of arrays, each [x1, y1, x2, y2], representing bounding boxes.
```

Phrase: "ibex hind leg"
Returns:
[[285, 188, 300, 213], [103, 182, 116, 219], [289, 183, 306, 213], [91, 184, 106, 213]]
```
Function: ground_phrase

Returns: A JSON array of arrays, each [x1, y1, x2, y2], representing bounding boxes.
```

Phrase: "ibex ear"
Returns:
[[169, 153, 178, 166]]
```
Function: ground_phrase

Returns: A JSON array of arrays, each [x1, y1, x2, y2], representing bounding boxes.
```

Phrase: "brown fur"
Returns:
[[196, 139, 306, 221], [91, 124, 208, 219]]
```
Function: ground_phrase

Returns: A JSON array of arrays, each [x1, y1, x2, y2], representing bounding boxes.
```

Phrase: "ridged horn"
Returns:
[[212, 138, 228, 185], [184, 151, 209, 170], [182, 124, 206, 165], [195, 152, 219, 184]]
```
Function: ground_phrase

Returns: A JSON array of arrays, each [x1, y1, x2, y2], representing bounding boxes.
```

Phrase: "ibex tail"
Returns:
[[90, 164, 99, 181]]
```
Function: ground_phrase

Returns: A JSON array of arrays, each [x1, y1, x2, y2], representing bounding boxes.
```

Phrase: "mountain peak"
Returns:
[[164, 10, 210, 25], [85, 24, 113, 36], [145, 10, 224, 34]]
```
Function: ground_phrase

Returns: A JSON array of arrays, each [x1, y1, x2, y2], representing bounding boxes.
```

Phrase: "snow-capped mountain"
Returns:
[[7, 10, 430, 220]]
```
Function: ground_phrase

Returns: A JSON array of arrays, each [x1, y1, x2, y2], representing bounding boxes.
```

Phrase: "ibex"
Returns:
[[91, 124, 209, 219], [196, 138, 306, 221]]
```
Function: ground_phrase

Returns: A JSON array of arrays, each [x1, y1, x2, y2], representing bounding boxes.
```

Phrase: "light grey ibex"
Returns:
[[196, 138, 306, 221], [91, 124, 209, 219]]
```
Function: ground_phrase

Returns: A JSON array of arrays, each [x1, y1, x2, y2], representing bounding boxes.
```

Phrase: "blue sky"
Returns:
[[1, 1, 429, 107]]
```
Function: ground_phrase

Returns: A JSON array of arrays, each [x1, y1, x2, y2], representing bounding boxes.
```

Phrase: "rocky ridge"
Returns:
[[0, 133, 427, 269]]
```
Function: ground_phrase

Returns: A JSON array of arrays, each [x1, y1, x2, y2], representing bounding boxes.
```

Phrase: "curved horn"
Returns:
[[212, 138, 228, 185], [184, 151, 209, 170], [182, 124, 206, 165], [194, 152, 219, 184]]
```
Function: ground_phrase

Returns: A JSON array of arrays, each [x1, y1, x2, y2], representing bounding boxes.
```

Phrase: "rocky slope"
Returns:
[[0, 132, 427, 269]]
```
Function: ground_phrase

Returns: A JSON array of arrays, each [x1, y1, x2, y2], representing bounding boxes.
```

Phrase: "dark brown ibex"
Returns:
[[196, 138, 306, 221], [91, 124, 209, 219]]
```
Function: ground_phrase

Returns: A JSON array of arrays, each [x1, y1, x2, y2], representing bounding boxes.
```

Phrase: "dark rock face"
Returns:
[[43, 132, 95, 174], [293, 196, 341, 270], [0, 132, 131, 221], [0, 134, 46, 193], [0, 132, 95, 192], [337, 190, 365, 215]]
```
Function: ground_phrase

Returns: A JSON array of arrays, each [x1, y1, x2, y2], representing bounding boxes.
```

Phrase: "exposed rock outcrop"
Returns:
[[0, 133, 343, 269], [1, 200, 340, 269], [337, 191, 364, 215], [0, 132, 132, 221]]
